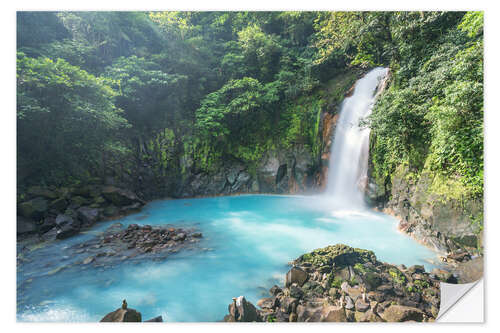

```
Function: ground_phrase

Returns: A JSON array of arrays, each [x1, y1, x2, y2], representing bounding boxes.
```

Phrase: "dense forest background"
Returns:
[[17, 11, 483, 229]]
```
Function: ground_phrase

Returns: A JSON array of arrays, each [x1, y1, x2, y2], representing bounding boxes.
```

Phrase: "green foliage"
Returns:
[[330, 276, 344, 288], [266, 315, 277, 322], [458, 12, 483, 37], [16, 10, 483, 212], [388, 268, 406, 285], [17, 52, 128, 185], [368, 11, 483, 212], [195, 77, 280, 166], [354, 263, 366, 274], [105, 55, 188, 133]]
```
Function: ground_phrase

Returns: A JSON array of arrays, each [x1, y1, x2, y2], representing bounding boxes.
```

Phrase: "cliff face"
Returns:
[[380, 166, 482, 253], [366, 156, 482, 256], [117, 71, 361, 200], [133, 107, 340, 199]]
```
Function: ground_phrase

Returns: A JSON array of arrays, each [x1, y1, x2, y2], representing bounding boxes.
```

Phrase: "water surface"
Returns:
[[17, 194, 438, 322]]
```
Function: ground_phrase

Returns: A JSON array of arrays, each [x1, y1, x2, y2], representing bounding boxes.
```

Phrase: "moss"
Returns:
[[266, 315, 276, 322], [298, 244, 377, 268], [424, 170, 469, 203], [414, 280, 430, 290], [331, 276, 344, 288], [388, 268, 406, 285], [353, 263, 366, 274], [322, 69, 361, 107]]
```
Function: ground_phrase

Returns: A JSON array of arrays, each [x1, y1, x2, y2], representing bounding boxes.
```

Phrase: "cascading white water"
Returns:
[[326, 67, 388, 209]]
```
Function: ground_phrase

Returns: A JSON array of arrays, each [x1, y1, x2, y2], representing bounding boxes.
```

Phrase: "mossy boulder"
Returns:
[[49, 197, 68, 212], [102, 186, 144, 206], [297, 244, 377, 268], [18, 197, 48, 219]]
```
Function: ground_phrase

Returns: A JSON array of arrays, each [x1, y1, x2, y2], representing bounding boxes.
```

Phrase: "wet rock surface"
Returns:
[[224, 244, 444, 322], [371, 165, 483, 283], [100, 300, 143, 322], [66, 223, 204, 266], [17, 185, 146, 241]]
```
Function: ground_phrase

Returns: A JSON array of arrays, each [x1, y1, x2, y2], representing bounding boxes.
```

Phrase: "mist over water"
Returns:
[[326, 67, 389, 209]]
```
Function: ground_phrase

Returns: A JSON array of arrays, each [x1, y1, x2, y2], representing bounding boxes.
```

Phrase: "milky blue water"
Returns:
[[17, 194, 438, 322]]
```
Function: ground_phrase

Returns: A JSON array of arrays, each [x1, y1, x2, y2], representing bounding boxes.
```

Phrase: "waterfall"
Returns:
[[325, 67, 388, 209]]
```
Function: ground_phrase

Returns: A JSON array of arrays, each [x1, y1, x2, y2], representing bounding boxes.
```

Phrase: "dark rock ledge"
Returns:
[[224, 244, 450, 322], [17, 185, 146, 242]]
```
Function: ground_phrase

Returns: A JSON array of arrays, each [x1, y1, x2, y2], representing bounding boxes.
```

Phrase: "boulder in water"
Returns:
[[55, 214, 81, 239], [55, 214, 74, 228], [225, 296, 261, 322], [100, 307, 142, 322], [77, 206, 100, 227]]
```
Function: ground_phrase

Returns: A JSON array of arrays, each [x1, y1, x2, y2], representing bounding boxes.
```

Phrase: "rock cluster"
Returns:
[[17, 185, 146, 240], [69, 223, 204, 267], [224, 244, 447, 322]]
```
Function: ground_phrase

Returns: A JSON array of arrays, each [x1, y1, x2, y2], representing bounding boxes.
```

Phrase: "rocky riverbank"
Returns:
[[17, 185, 146, 242], [224, 244, 452, 322], [365, 164, 483, 283]]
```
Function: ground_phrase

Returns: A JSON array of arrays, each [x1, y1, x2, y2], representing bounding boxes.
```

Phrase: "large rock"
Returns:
[[257, 297, 277, 309], [49, 197, 68, 212], [55, 214, 75, 227], [289, 284, 304, 299], [286, 266, 308, 287], [102, 186, 145, 206], [100, 308, 142, 322], [18, 197, 48, 219], [297, 244, 377, 267], [296, 304, 322, 322], [358, 309, 384, 322], [381, 305, 424, 322], [355, 298, 370, 312], [39, 217, 56, 234], [77, 207, 100, 227], [55, 214, 80, 239], [231, 171, 251, 192], [226, 296, 261, 322], [17, 216, 36, 234], [320, 305, 347, 322]]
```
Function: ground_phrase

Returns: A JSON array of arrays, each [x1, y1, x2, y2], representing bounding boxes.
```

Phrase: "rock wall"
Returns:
[[368, 165, 482, 255], [174, 145, 321, 198], [125, 88, 348, 200]]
